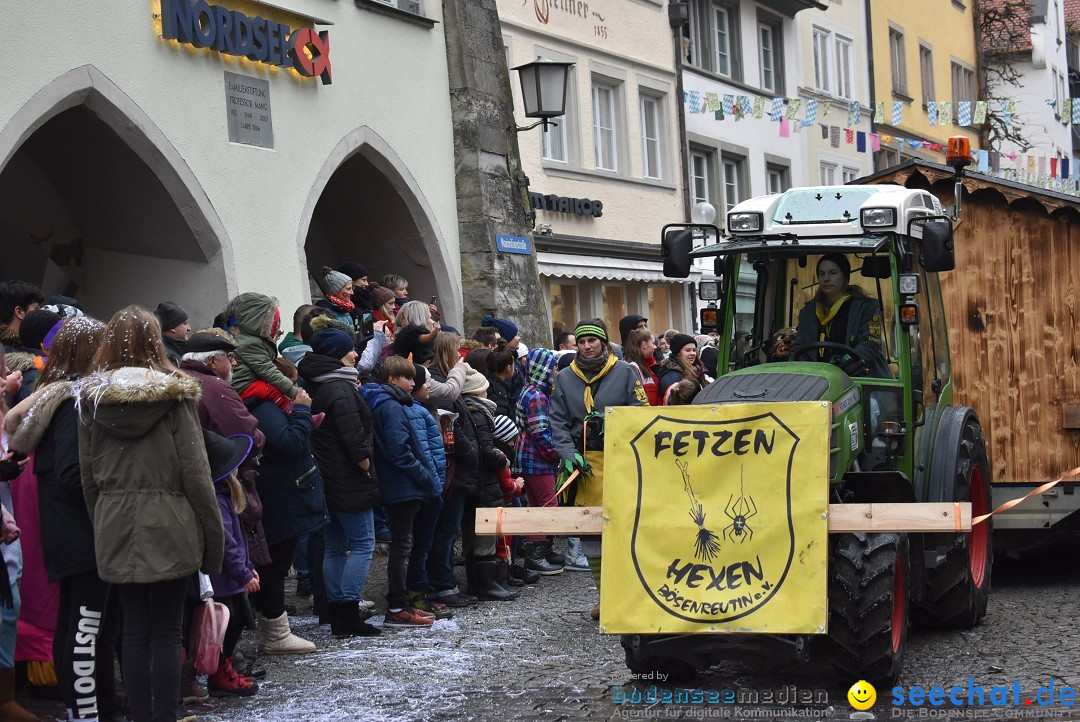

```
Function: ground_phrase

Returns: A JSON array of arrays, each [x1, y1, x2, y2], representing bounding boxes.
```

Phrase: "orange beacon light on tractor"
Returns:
[[946, 136, 972, 170]]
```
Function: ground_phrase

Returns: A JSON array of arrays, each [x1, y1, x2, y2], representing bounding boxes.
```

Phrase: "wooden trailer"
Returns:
[[863, 160, 1080, 548]]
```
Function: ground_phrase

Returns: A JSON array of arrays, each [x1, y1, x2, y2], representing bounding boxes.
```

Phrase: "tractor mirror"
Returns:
[[662, 228, 694, 278], [913, 218, 955, 272], [859, 256, 891, 279]]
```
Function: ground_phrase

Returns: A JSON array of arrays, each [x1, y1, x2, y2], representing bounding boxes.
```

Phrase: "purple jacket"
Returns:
[[209, 483, 254, 598]]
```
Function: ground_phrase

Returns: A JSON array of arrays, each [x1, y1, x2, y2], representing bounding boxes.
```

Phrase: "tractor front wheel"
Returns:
[[621, 635, 697, 683], [829, 532, 910, 686]]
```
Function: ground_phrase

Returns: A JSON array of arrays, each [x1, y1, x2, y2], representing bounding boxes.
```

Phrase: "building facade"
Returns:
[[796, 0, 874, 185], [869, 0, 981, 168], [982, 0, 1073, 157], [0, 0, 463, 328], [500, 0, 693, 340]]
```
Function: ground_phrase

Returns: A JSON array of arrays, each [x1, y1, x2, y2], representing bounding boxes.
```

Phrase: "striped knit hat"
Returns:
[[573, 320, 608, 343]]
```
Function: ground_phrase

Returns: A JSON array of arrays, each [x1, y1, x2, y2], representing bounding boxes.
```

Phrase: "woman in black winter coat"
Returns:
[[3, 318, 122, 722], [246, 369, 329, 654], [296, 329, 380, 637]]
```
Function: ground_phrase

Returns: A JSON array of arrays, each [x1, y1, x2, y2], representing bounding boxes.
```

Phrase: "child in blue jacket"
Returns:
[[358, 357, 437, 628]]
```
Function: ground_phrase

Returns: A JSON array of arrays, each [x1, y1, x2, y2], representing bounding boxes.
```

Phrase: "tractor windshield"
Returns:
[[726, 249, 896, 379]]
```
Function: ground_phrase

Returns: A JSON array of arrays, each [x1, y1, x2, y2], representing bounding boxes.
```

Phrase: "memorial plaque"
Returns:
[[224, 71, 274, 148]]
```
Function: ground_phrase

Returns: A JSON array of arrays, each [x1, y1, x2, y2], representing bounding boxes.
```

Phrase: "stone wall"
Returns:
[[443, 0, 552, 345]]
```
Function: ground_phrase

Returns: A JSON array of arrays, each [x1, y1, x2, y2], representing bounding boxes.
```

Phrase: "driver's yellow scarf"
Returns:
[[569, 353, 618, 413], [815, 294, 851, 358]]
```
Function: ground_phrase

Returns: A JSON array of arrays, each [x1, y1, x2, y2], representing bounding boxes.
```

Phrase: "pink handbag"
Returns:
[[189, 600, 230, 675]]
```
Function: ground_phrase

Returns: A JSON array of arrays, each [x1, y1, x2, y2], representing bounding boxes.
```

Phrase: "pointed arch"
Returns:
[[0, 64, 234, 291], [296, 127, 461, 328]]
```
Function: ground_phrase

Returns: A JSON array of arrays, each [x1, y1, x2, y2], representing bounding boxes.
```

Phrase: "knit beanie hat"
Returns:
[[817, 253, 851, 279], [461, 368, 490, 395], [481, 314, 518, 342], [573, 320, 608, 343], [310, 329, 355, 359], [309, 314, 357, 339], [370, 285, 396, 310], [320, 266, 352, 297], [492, 415, 519, 444], [154, 301, 188, 332], [413, 363, 428, 387], [337, 262, 369, 282], [19, 308, 62, 351], [669, 333, 697, 358]]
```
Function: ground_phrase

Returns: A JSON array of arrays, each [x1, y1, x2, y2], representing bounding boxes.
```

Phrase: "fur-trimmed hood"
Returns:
[[229, 293, 279, 340], [0, 324, 40, 372], [76, 368, 202, 440], [4, 381, 76, 453]]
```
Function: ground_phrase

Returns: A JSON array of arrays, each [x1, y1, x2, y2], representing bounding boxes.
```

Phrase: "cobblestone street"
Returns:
[[185, 538, 1080, 721]]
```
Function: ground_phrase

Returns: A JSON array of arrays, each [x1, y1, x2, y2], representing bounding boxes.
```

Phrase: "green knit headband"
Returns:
[[574, 323, 608, 342]]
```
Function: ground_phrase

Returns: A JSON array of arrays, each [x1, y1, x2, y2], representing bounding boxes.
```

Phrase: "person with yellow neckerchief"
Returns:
[[549, 319, 647, 620], [790, 253, 891, 379]]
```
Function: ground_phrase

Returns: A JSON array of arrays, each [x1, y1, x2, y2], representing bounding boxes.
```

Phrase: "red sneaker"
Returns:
[[383, 608, 434, 628], [208, 657, 259, 697]]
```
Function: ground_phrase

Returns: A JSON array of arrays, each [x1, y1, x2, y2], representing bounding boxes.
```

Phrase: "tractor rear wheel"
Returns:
[[913, 414, 992, 628], [829, 532, 910, 686]]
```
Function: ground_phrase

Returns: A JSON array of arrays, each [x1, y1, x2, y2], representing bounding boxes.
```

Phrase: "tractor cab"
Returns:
[[663, 183, 957, 492]]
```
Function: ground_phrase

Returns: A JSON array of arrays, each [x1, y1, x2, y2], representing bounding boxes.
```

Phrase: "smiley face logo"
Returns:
[[847, 680, 876, 710]]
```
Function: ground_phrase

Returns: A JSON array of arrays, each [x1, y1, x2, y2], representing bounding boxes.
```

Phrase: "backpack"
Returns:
[[189, 600, 230, 675]]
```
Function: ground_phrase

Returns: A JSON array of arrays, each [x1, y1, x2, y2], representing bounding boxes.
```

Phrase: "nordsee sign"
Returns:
[[160, 0, 332, 84], [495, 235, 533, 255]]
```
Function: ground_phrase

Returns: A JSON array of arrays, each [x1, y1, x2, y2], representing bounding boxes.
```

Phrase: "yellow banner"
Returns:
[[600, 403, 830, 634]]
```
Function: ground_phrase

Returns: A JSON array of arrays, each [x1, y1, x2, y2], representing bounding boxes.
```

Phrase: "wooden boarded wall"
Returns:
[[903, 175, 1080, 484]]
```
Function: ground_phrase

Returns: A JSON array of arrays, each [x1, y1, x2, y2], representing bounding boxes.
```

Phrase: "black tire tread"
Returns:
[[829, 532, 909, 685], [912, 415, 992, 629]]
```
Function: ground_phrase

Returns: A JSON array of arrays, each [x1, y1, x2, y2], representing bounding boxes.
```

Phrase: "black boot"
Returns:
[[465, 560, 484, 598], [331, 602, 381, 637], [508, 563, 540, 586], [525, 542, 564, 575], [473, 560, 520, 601], [544, 537, 566, 566], [492, 561, 523, 599]]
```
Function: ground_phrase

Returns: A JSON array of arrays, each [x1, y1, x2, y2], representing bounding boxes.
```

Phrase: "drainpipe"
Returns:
[[865, 0, 878, 171], [670, 1, 692, 220]]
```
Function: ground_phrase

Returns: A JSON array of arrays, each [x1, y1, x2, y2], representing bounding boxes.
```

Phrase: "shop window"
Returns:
[[648, 285, 672, 331], [602, 284, 627, 333], [550, 282, 580, 330]]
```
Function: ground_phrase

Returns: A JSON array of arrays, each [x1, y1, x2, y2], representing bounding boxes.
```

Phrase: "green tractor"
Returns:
[[634, 169, 992, 684]]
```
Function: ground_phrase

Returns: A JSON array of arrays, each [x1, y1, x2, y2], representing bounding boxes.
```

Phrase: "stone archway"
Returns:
[[296, 127, 461, 328], [0, 65, 232, 324]]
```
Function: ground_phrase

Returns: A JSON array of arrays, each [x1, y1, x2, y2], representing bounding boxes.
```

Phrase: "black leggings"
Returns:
[[53, 571, 120, 720], [249, 537, 299, 619], [117, 577, 189, 722]]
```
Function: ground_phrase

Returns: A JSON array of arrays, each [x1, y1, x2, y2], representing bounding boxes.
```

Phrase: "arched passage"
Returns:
[[0, 65, 232, 324], [297, 128, 460, 327]]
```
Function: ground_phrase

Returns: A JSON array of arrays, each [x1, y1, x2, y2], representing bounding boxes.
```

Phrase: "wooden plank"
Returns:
[[475, 502, 972, 535]]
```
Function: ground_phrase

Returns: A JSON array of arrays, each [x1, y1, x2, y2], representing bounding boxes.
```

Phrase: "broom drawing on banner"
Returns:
[[676, 459, 721, 563]]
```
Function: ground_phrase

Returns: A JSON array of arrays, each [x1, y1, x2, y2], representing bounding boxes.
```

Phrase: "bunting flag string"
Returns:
[[891, 101, 904, 126]]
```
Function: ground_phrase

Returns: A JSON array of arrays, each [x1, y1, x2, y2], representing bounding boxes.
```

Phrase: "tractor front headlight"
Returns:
[[727, 212, 763, 233], [860, 207, 896, 228]]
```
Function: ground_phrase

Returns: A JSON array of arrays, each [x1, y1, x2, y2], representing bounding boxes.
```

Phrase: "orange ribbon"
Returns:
[[972, 466, 1080, 526]]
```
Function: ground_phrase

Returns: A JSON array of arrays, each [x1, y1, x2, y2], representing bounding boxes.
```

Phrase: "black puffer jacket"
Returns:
[[297, 353, 380, 512], [4, 386, 94, 582], [455, 396, 508, 506]]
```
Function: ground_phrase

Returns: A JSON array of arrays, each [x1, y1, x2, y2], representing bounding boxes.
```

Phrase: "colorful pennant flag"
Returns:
[[874, 101, 885, 123], [770, 97, 784, 121], [848, 100, 861, 127], [1063, 98, 1072, 125], [957, 101, 972, 126], [779, 118, 791, 137], [891, 101, 903, 126], [686, 91, 701, 113], [830, 126, 841, 148], [856, 132, 867, 153], [927, 101, 938, 126], [823, 100, 833, 117], [786, 99, 801, 119], [974, 101, 988, 124], [938, 101, 952, 126], [803, 99, 818, 127], [870, 133, 881, 152], [722, 95, 735, 115], [1072, 97, 1080, 125], [753, 96, 766, 118], [706, 92, 720, 112]]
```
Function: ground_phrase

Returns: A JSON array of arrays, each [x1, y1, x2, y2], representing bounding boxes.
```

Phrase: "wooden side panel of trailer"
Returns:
[[874, 170, 1080, 484]]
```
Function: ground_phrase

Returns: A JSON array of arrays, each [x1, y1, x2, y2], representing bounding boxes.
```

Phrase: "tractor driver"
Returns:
[[789, 253, 891, 378]]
